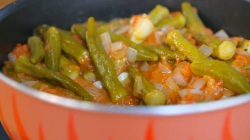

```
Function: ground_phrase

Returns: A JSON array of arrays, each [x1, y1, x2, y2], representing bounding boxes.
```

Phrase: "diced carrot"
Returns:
[[175, 61, 193, 79], [12, 44, 30, 58], [235, 53, 250, 65], [171, 11, 182, 16], [132, 15, 141, 27], [73, 34, 84, 45], [203, 75, 224, 100]]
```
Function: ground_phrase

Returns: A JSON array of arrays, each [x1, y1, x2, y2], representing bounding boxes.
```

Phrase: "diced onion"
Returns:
[[118, 72, 129, 82], [199, 44, 213, 57], [165, 77, 179, 90], [172, 71, 188, 87], [8, 52, 16, 64], [133, 76, 143, 97], [161, 25, 175, 34], [84, 86, 103, 96], [215, 29, 229, 39], [111, 41, 125, 52], [193, 78, 207, 89], [162, 88, 173, 94], [21, 81, 39, 87], [127, 47, 138, 62], [93, 81, 103, 89], [189, 89, 203, 94], [154, 83, 164, 90], [140, 61, 149, 71], [100, 32, 112, 53], [155, 32, 162, 45], [159, 63, 171, 73], [115, 25, 130, 34], [178, 89, 187, 98], [178, 89, 203, 98]]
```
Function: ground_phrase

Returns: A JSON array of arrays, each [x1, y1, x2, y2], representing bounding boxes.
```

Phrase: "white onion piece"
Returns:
[[118, 72, 129, 83], [189, 89, 203, 94], [155, 32, 162, 45], [8, 52, 16, 64], [161, 25, 175, 34], [93, 81, 103, 89], [172, 71, 188, 87], [193, 78, 207, 89], [159, 63, 171, 73], [165, 77, 179, 90], [115, 25, 129, 34], [178, 89, 187, 98], [21, 81, 39, 87], [140, 61, 149, 71], [199, 44, 213, 57], [154, 83, 164, 90], [84, 86, 103, 96], [127, 47, 138, 62], [162, 88, 173, 94], [100, 32, 112, 53], [133, 76, 143, 97], [111, 41, 125, 52], [179, 89, 203, 98], [215, 29, 229, 39]]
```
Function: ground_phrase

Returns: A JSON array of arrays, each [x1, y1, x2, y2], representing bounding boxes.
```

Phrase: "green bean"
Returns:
[[148, 5, 170, 25], [128, 66, 166, 105], [181, 2, 205, 34], [14, 55, 93, 101], [98, 27, 158, 61], [35, 25, 91, 65], [44, 27, 61, 71], [87, 17, 127, 102], [71, 24, 87, 41], [192, 33, 236, 60], [142, 44, 186, 60], [28, 36, 45, 64], [166, 30, 205, 62], [155, 13, 186, 28], [60, 55, 80, 80], [191, 59, 250, 94]]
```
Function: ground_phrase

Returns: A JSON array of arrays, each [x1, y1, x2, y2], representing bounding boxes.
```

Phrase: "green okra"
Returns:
[[44, 27, 61, 71], [87, 17, 127, 102], [14, 55, 93, 101], [28, 36, 45, 64]]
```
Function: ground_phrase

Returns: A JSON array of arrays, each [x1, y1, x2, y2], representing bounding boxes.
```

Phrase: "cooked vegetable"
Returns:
[[60, 55, 80, 80], [191, 59, 250, 94], [98, 27, 159, 61], [155, 13, 186, 28], [71, 24, 87, 41], [192, 33, 236, 60], [181, 2, 205, 34], [28, 36, 45, 64], [14, 55, 93, 101], [44, 27, 61, 71], [87, 17, 127, 102], [35, 25, 90, 65], [166, 30, 205, 62], [142, 44, 186, 60], [148, 5, 170, 25], [128, 66, 166, 105]]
